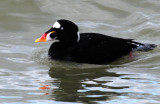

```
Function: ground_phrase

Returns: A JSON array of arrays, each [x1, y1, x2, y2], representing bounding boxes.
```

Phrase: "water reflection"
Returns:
[[48, 65, 128, 103]]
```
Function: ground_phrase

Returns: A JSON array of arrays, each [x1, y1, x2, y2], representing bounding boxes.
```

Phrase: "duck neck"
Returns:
[[58, 32, 80, 46]]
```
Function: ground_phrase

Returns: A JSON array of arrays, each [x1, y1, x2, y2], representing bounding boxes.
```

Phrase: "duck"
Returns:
[[35, 19, 156, 64]]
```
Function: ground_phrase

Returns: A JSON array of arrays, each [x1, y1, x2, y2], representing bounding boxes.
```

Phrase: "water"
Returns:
[[0, 0, 160, 104]]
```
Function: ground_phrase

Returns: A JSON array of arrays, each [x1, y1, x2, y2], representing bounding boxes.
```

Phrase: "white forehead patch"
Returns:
[[53, 21, 61, 28]]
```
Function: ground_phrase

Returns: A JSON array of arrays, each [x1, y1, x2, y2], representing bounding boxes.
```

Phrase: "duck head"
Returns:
[[35, 19, 80, 45]]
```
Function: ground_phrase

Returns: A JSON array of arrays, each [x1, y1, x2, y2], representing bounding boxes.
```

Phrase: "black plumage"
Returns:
[[38, 19, 156, 64]]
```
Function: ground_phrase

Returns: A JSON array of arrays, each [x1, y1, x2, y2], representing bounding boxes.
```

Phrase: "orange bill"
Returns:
[[35, 33, 48, 42]]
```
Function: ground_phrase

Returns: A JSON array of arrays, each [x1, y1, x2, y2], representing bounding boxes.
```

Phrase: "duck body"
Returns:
[[35, 19, 156, 64], [48, 33, 154, 64]]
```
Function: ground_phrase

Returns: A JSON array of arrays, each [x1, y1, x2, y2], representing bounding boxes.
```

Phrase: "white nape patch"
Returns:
[[61, 27, 64, 30], [77, 32, 80, 42], [46, 32, 53, 41], [53, 21, 61, 28]]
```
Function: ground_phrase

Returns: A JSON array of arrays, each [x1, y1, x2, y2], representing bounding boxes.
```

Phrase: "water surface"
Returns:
[[0, 0, 160, 104]]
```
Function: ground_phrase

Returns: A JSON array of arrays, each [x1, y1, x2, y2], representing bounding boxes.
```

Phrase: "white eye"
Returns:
[[53, 21, 61, 28]]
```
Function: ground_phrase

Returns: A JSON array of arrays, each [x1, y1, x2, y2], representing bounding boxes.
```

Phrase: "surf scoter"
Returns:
[[35, 19, 156, 64]]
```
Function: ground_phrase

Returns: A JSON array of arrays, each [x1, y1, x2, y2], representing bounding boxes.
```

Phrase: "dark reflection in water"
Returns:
[[48, 66, 129, 103]]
